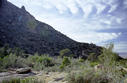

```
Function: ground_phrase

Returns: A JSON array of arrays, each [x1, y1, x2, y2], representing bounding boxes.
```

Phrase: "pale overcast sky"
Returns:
[[8, 0, 127, 57]]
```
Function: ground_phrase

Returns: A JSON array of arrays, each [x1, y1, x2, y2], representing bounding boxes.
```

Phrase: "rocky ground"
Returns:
[[1, 67, 127, 83], [0, 69, 67, 83], [36, 71, 67, 83]]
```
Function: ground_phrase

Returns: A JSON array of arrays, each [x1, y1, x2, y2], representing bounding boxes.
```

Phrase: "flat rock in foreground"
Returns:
[[16, 68, 31, 74]]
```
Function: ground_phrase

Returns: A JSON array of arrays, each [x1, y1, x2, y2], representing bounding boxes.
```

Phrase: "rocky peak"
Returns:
[[0, 0, 7, 7], [0, 0, 102, 57], [21, 5, 26, 11]]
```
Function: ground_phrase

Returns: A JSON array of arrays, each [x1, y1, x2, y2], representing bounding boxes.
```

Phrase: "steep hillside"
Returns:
[[0, 0, 102, 57]]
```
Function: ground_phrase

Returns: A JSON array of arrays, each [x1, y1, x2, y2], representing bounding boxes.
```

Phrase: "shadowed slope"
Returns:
[[0, 0, 102, 57]]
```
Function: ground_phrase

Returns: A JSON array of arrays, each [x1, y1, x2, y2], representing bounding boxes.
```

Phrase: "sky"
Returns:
[[8, 0, 127, 57]]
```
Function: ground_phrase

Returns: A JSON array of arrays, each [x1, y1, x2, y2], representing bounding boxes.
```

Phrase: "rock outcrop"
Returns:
[[16, 68, 31, 74], [0, 0, 7, 7], [0, 0, 102, 58]]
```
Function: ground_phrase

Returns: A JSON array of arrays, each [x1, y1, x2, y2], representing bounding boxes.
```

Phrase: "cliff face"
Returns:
[[0, 0, 102, 57]]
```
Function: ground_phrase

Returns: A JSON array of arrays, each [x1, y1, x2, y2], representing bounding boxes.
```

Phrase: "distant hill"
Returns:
[[0, 0, 102, 58]]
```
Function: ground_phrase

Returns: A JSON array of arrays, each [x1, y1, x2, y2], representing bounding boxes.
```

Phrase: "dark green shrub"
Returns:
[[42, 57, 53, 67], [59, 57, 71, 70], [59, 64, 65, 70], [67, 70, 122, 83], [27, 54, 54, 70], [0, 44, 11, 58], [90, 62, 99, 67], [87, 53, 97, 62], [13, 47, 24, 57], [2, 53, 25, 69], [67, 73, 84, 83], [59, 49, 73, 57], [62, 57, 71, 66], [30, 53, 40, 62], [98, 44, 120, 65], [79, 58, 85, 62]]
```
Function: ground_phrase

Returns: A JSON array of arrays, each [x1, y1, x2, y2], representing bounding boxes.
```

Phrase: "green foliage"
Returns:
[[59, 48, 73, 57], [67, 66, 124, 83], [59, 64, 65, 70], [67, 44, 125, 83], [0, 57, 3, 71], [27, 54, 54, 70], [87, 53, 97, 62], [79, 58, 85, 62], [13, 47, 24, 57], [59, 57, 71, 70], [67, 73, 84, 83], [0, 46, 25, 59], [2, 53, 25, 69], [62, 57, 71, 66], [0, 44, 11, 58], [90, 62, 99, 67], [41, 56, 53, 67], [118, 59, 127, 68], [0, 44, 126, 83], [98, 44, 120, 66], [33, 62, 44, 71]]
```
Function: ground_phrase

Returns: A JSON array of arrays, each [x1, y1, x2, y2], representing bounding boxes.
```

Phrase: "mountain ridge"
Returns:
[[0, 0, 102, 58]]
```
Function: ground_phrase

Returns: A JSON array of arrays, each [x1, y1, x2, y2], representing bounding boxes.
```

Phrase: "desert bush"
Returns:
[[88, 53, 97, 62], [67, 67, 123, 83], [62, 57, 71, 66], [98, 44, 120, 65], [79, 58, 85, 62], [26, 54, 54, 70], [118, 59, 127, 68], [33, 62, 44, 71], [59, 48, 73, 57], [90, 62, 99, 67], [2, 53, 26, 69], [59, 57, 71, 70], [12, 47, 24, 57], [67, 44, 125, 83], [44, 65, 61, 72], [67, 72, 84, 83]]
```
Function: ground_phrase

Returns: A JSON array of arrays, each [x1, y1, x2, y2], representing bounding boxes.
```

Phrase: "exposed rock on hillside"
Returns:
[[0, 0, 102, 58]]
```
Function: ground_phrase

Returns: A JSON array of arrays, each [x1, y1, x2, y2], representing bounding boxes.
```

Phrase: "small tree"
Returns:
[[60, 57, 71, 70], [59, 48, 73, 57], [98, 44, 120, 65]]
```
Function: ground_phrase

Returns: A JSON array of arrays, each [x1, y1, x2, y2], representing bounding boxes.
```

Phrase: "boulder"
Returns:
[[16, 68, 31, 74]]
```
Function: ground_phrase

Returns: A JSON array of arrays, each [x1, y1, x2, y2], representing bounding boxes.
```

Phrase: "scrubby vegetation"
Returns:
[[0, 44, 127, 83], [59, 48, 74, 58], [66, 44, 127, 83]]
